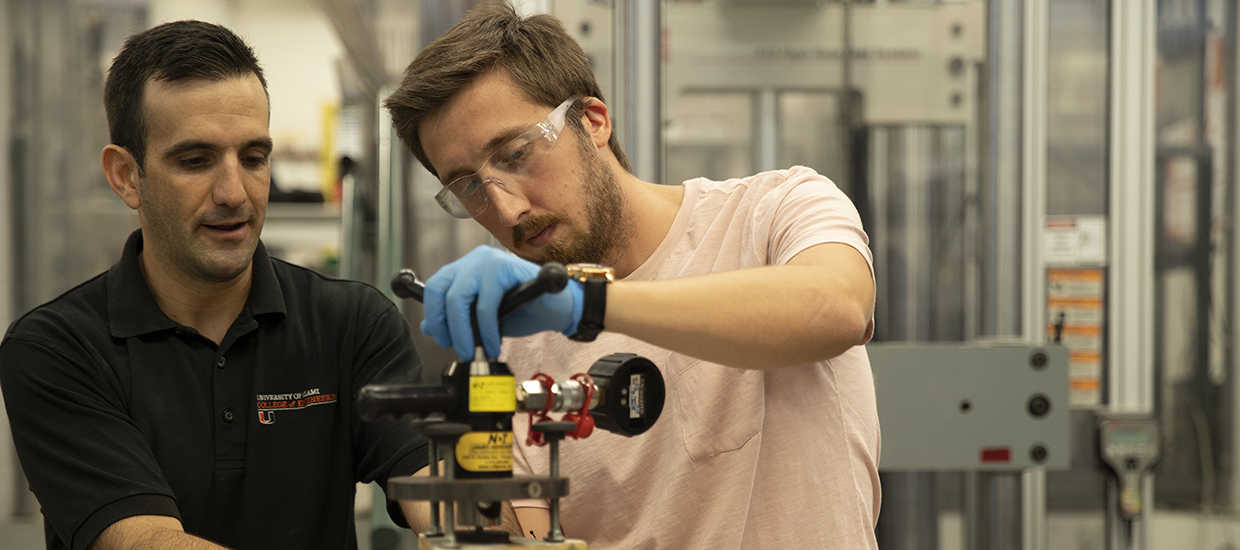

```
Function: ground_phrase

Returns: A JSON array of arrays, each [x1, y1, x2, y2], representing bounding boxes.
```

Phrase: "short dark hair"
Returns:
[[104, 20, 268, 170], [384, 1, 631, 177]]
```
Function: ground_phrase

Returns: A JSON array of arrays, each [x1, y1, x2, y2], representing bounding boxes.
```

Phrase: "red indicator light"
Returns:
[[980, 447, 1011, 463]]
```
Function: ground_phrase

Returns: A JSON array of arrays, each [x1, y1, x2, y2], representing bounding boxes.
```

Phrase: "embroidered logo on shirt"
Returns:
[[255, 388, 337, 424]]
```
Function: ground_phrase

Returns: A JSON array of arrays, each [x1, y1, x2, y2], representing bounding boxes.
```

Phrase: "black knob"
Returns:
[[587, 353, 665, 437], [390, 269, 424, 302]]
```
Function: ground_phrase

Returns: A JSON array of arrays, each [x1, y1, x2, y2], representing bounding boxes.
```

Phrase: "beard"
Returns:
[[139, 178, 260, 283], [512, 135, 633, 266]]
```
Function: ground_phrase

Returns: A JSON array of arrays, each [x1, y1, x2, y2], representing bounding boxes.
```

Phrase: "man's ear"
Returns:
[[102, 145, 142, 210], [579, 98, 613, 151]]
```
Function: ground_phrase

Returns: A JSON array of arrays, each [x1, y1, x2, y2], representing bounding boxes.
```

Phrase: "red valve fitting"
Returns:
[[525, 373, 557, 447], [562, 373, 595, 440]]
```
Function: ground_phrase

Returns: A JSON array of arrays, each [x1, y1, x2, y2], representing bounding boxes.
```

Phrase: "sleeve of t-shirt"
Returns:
[[347, 294, 430, 528], [0, 315, 181, 550], [757, 167, 873, 278]]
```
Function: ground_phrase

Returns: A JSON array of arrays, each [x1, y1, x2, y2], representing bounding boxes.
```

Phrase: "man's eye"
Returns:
[[181, 157, 209, 168], [495, 143, 532, 169], [458, 177, 485, 197], [243, 154, 269, 167], [507, 145, 528, 162]]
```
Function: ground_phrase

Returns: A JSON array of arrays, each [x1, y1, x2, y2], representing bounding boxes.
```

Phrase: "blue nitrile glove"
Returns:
[[420, 245, 584, 361]]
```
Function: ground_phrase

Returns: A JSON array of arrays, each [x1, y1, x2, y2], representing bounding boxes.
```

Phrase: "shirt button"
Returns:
[[222, 409, 235, 423], [216, 357, 226, 369]]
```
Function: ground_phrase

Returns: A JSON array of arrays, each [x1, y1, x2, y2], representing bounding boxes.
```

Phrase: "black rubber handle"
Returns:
[[497, 263, 569, 320], [390, 269, 424, 302], [388, 263, 567, 319], [357, 384, 456, 421]]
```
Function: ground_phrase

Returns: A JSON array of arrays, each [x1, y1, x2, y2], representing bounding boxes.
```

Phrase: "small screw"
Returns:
[[1031, 350, 1048, 369], [1028, 395, 1051, 418], [949, 57, 965, 76], [952, 23, 963, 38], [1031, 445, 1048, 463], [951, 92, 963, 107], [959, 400, 972, 413]]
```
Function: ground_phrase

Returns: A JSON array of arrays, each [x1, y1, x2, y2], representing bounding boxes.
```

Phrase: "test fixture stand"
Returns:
[[360, 265, 665, 549]]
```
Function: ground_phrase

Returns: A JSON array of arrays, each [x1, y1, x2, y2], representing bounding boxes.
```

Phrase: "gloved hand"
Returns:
[[420, 245, 584, 361]]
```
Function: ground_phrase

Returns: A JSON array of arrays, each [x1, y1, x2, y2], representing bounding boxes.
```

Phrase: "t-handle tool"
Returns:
[[390, 263, 570, 326], [390, 269, 425, 302], [370, 264, 664, 438], [392, 263, 567, 365]]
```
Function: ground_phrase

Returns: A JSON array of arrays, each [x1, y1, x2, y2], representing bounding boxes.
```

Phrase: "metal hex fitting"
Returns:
[[517, 380, 549, 411]]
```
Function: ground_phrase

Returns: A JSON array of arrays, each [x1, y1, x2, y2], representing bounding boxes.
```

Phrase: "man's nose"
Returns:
[[484, 178, 529, 227], [213, 157, 248, 208]]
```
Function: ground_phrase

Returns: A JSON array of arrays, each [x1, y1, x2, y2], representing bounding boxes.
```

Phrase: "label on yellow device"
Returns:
[[469, 375, 516, 412], [456, 431, 514, 472]]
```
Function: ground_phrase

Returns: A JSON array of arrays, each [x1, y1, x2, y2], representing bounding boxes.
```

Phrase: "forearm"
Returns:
[[400, 464, 525, 538], [606, 244, 874, 370], [514, 506, 551, 539], [90, 516, 230, 550]]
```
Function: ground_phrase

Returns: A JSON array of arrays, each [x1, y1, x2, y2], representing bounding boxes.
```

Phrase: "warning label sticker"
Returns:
[[456, 431, 514, 472], [469, 376, 516, 413]]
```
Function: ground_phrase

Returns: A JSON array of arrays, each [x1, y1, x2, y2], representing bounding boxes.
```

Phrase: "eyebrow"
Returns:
[[161, 138, 275, 161], [439, 123, 529, 185]]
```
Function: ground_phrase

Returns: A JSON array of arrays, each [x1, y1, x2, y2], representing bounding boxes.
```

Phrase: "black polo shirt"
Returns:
[[0, 230, 428, 550]]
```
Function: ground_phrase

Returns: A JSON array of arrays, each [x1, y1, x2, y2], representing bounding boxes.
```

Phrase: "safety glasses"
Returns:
[[435, 96, 580, 218]]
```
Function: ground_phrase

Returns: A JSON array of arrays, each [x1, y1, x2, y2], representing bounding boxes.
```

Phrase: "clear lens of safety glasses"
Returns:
[[435, 96, 579, 219]]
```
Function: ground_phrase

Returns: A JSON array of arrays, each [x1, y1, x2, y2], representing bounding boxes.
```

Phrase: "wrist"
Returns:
[[566, 280, 585, 335], [565, 264, 614, 342]]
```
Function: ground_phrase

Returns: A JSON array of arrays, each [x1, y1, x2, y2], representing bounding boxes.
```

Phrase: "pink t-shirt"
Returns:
[[504, 166, 881, 550]]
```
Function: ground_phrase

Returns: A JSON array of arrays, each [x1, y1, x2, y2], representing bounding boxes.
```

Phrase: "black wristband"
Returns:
[[570, 278, 607, 342]]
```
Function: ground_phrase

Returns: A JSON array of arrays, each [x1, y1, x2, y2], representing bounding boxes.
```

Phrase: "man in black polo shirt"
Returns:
[[0, 21, 428, 550]]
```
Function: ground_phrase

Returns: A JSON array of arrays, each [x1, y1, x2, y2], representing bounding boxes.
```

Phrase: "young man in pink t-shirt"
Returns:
[[384, 3, 880, 549]]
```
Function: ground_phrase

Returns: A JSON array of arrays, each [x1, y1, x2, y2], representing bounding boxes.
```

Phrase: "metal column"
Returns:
[[985, 0, 1026, 339], [0, 0, 18, 523], [1, 0, 15, 328], [1013, 0, 1051, 549], [1106, 1, 1157, 549], [376, 95, 405, 305], [613, 0, 663, 183], [1232, 0, 1240, 523]]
